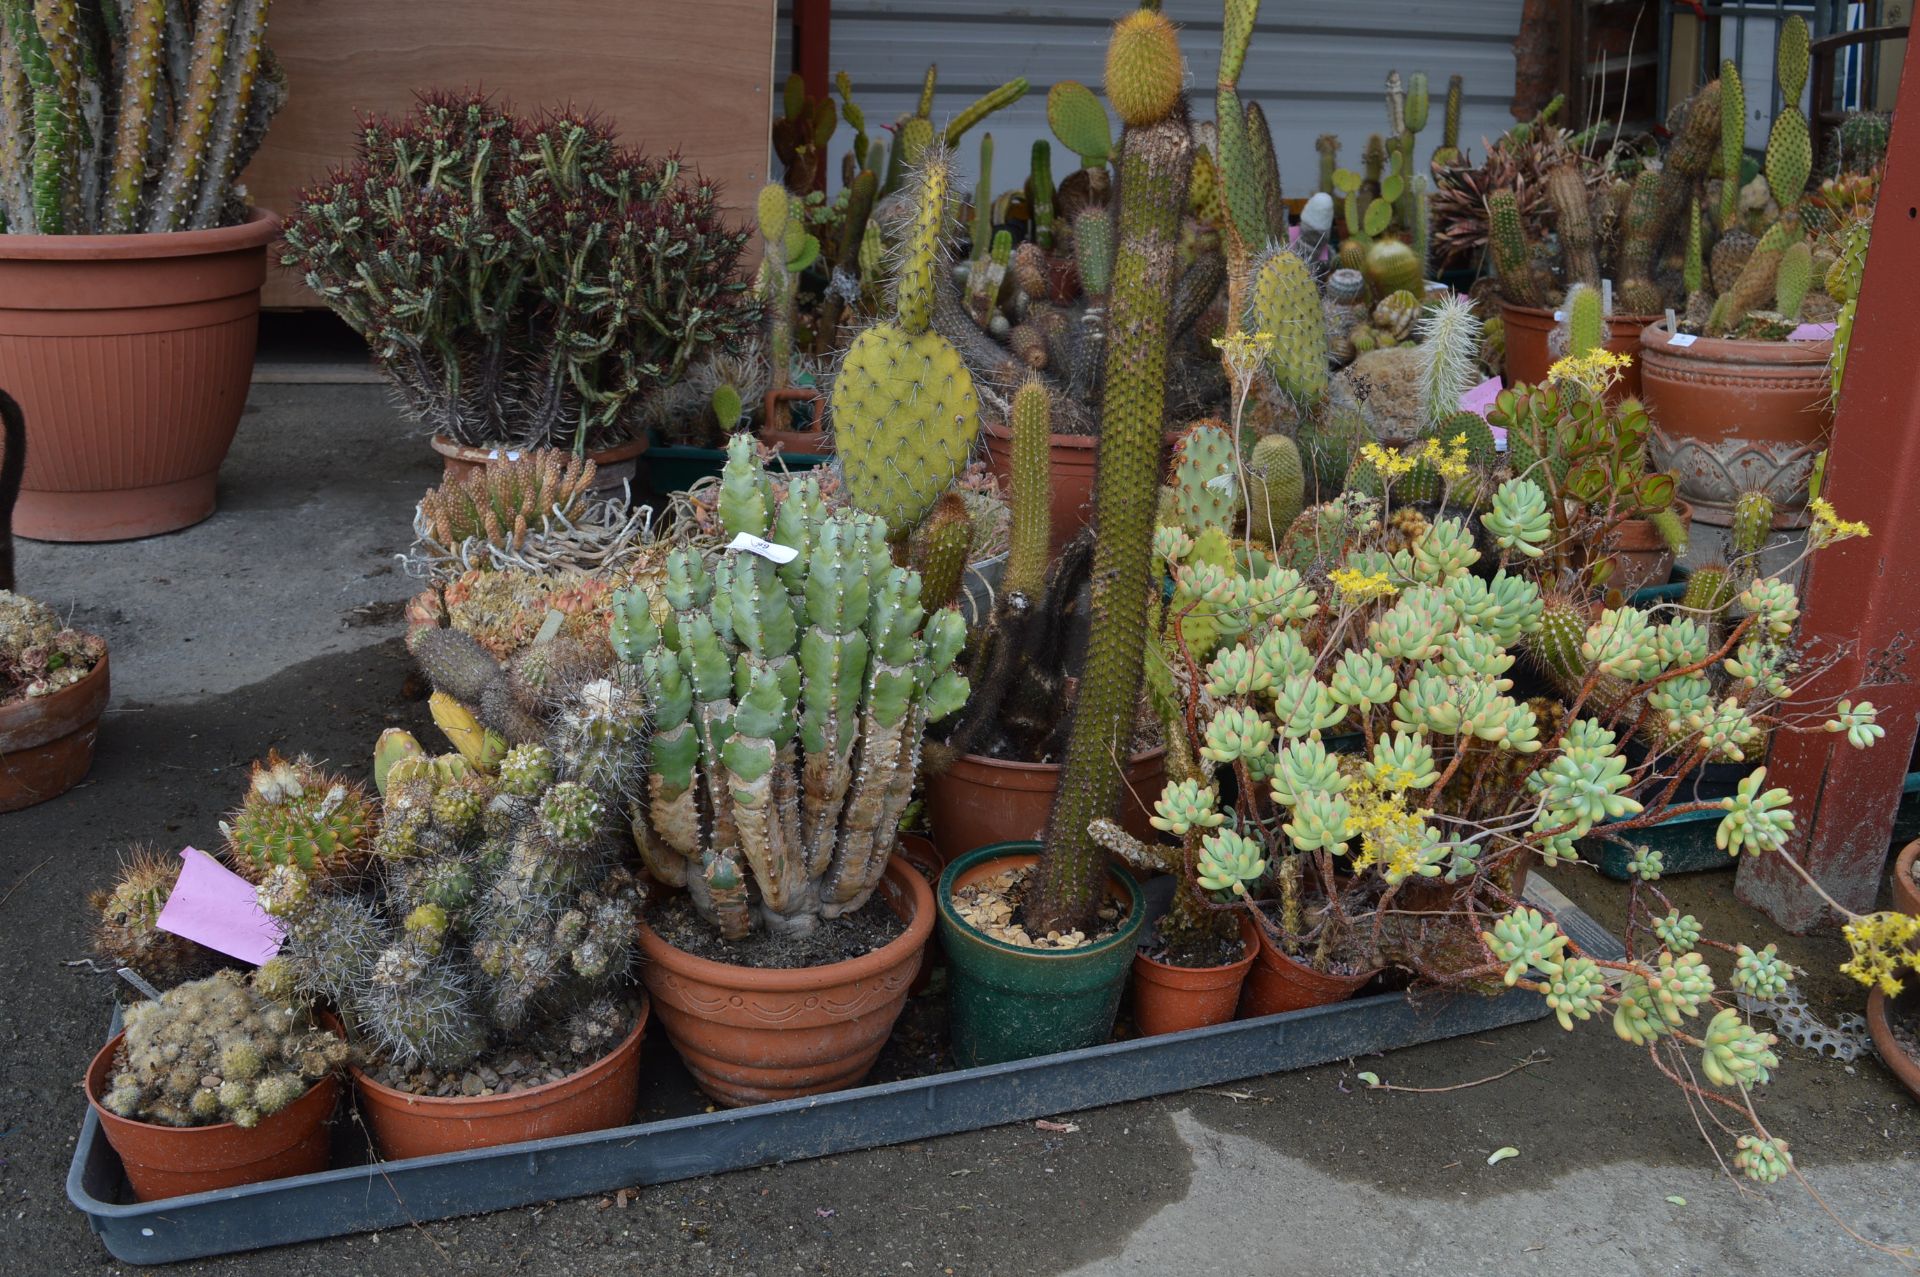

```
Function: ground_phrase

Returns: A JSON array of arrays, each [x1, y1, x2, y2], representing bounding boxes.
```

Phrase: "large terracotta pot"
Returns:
[[0, 210, 277, 541], [1866, 987, 1920, 1102], [761, 386, 832, 456], [1238, 917, 1377, 1017], [1637, 319, 1833, 513], [1131, 915, 1258, 1037], [0, 650, 109, 813], [981, 421, 1096, 556], [1891, 840, 1920, 919], [350, 999, 648, 1160], [923, 746, 1166, 867], [1501, 301, 1656, 399], [85, 1024, 339, 1201], [431, 433, 649, 495], [638, 858, 932, 1107]]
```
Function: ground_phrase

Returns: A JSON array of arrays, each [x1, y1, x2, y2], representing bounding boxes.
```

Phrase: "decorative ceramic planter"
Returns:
[[923, 746, 1166, 868], [937, 843, 1145, 1067], [638, 859, 932, 1107], [431, 433, 649, 494], [1238, 916, 1377, 1017], [86, 1024, 338, 1201], [1130, 915, 1258, 1037], [981, 420, 1096, 557], [1892, 840, 1920, 919], [0, 210, 278, 541], [0, 650, 109, 813], [1600, 500, 1692, 594], [1501, 301, 1656, 399], [761, 386, 832, 455], [350, 999, 648, 1160], [1866, 987, 1920, 1102], [1637, 319, 1832, 512]]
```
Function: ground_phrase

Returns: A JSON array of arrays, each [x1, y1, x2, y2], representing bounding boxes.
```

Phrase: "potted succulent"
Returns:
[[85, 970, 348, 1201], [1852, 909, 1920, 1102], [279, 93, 761, 483], [0, 0, 285, 541], [248, 654, 651, 1158], [613, 436, 961, 1106], [0, 588, 108, 811]]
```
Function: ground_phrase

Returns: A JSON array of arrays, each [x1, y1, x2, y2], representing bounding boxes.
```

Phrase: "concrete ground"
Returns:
[[3, 367, 1917, 1276]]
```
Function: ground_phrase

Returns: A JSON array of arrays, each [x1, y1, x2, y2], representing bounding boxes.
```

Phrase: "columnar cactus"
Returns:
[[614, 437, 968, 939], [1032, 7, 1193, 934]]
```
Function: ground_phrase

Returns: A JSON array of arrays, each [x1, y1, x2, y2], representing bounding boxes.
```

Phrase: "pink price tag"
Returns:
[[1786, 322, 1837, 342], [1459, 375, 1503, 418], [156, 847, 284, 965]]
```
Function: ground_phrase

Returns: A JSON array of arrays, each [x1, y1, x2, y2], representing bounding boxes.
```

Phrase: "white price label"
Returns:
[[484, 448, 523, 461], [726, 532, 801, 564], [1666, 333, 1699, 348]]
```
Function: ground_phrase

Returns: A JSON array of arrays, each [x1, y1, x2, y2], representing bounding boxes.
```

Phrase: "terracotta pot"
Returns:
[[1238, 918, 1377, 1017], [761, 386, 832, 456], [923, 746, 1166, 867], [1867, 987, 1920, 1102], [981, 420, 1096, 557], [1891, 840, 1920, 919], [1637, 319, 1833, 512], [0, 650, 109, 813], [85, 1023, 339, 1201], [1600, 499, 1692, 594], [1045, 254, 1080, 305], [894, 833, 945, 995], [351, 999, 648, 1160], [1393, 859, 1531, 915], [1, 210, 277, 541], [1131, 915, 1258, 1037], [638, 859, 932, 1107], [1501, 301, 1655, 400], [432, 433, 650, 495]]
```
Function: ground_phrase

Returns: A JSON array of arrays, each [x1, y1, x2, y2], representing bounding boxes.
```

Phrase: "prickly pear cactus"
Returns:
[[1247, 248, 1328, 405]]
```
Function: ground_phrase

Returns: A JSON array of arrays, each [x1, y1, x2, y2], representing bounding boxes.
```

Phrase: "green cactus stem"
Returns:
[[1545, 164, 1598, 287], [1247, 246, 1327, 406], [1004, 377, 1053, 599], [1719, 59, 1745, 227], [943, 77, 1029, 150], [145, 0, 237, 231], [1566, 283, 1604, 359], [1046, 79, 1111, 169], [1030, 139, 1056, 250], [1486, 190, 1541, 307], [1033, 10, 1191, 935]]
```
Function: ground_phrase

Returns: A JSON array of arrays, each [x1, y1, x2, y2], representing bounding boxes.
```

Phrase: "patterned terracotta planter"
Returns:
[[637, 859, 932, 1107]]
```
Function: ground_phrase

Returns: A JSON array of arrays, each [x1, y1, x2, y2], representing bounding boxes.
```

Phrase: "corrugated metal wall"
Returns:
[[775, 1, 1526, 195]]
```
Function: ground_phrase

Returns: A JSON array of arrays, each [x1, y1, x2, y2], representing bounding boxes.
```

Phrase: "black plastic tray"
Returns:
[[69, 879, 1617, 1266]]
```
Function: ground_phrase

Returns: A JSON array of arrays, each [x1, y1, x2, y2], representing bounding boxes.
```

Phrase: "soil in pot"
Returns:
[[937, 844, 1146, 1067], [1131, 916, 1259, 1037], [638, 858, 933, 1107], [86, 1028, 339, 1201], [351, 1000, 648, 1161], [0, 650, 110, 813], [647, 891, 905, 967], [1238, 910, 1377, 1017]]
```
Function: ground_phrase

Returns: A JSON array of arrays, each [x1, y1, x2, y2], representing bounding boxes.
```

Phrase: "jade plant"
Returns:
[[0, 588, 104, 701], [280, 93, 761, 453], [611, 436, 968, 939], [0, 0, 284, 234], [102, 971, 347, 1128]]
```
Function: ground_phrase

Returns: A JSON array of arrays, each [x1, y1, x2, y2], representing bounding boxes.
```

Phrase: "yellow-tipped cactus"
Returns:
[[1104, 8, 1183, 128]]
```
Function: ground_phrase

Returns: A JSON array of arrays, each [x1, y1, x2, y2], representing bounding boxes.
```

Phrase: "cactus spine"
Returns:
[[1033, 9, 1191, 934], [1731, 491, 1775, 559], [1005, 378, 1053, 600]]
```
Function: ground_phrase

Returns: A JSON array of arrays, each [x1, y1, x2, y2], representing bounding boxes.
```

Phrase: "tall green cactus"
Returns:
[[1486, 189, 1541, 307], [615, 437, 968, 938], [1004, 378, 1054, 600], [832, 152, 979, 537], [1545, 164, 1597, 287], [1765, 16, 1812, 212], [1033, 7, 1192, 934], [1565, 282, 1604, 359], [1030, 139, 1056, 250], [1719, 59, 1745, 227]]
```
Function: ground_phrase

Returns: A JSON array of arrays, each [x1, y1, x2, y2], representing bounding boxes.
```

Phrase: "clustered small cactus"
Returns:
[[102, 971, 347, 1128], [219, 752, 375, 885], [0, 588, 104, 700]]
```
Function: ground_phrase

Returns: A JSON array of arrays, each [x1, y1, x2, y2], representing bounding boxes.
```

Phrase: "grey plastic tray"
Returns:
[[69, 880, 1618, 1266]]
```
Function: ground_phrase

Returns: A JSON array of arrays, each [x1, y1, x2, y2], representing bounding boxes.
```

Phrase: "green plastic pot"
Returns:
[[936, 842, 1145, 1067]]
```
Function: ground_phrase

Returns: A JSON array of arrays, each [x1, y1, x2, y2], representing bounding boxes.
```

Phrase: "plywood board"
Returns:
[[246, 0, 776, 307]]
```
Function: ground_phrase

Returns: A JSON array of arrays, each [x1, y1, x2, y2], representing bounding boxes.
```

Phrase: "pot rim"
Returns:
[[1639, 317, 1833, 365], [1497, 299, 1662, 325], [347, 995, 649, 1107], [1134, 914, 1260, 975], [936, 841, 1145, 960], [0, 207, 279, 260], [981, 419, 1100, 450], [635, 858, 935, 991], [944, 744, 1167, 778], [85, 1015, 341, 1136], [430, 433, 649, 464], [0, 644, 109, 735]]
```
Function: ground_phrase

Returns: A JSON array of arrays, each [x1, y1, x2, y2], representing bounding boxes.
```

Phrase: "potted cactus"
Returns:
[[84, 970, 348, 1200], [0, 588, 108, 811], [248, 664, 651, 1159], [280, 93, 762, 480], [0, 0, 286, 541], [614, 436, 963, 1106]]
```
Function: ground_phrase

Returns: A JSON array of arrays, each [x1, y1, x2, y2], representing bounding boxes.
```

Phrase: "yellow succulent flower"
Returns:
[[1329, 567, 1398, 604], [1807, 497, 1871, 548]]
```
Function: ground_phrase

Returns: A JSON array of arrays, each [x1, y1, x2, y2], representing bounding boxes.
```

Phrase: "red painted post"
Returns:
[[1734, 49, 1920, 931], [792, 0, 831, 103]]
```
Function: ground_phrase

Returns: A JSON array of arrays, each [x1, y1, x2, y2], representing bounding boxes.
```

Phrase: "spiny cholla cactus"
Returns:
[[280, 94, 761, 451], [0, 589, 105, 700], [1144, 468, 1876, 1179], [261, 681, 647, 1073], [0, 0, 285, 235], [102, 971, 347, 1129], [612, 436, 968, 939]]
